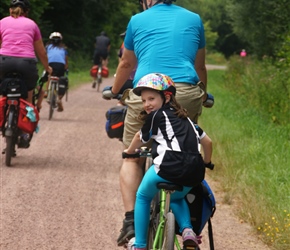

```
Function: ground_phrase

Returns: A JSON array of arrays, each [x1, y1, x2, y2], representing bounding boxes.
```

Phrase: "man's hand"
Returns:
[[203, 93, 214, 108], [102, 86, 118, 100]]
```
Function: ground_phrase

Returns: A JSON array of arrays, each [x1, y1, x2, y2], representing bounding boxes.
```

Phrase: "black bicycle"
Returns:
[[0, 71, 47, 166]]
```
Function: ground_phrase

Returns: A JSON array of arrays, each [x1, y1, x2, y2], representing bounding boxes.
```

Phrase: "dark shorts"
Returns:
[[49, 62, 65, 77], [93, 49, 108, 65], [0, 55, 38, 91]]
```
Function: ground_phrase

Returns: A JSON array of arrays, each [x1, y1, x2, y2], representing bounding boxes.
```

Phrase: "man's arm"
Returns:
[[111, 48, 137, 94], [195, 47, 207, 100], [200, 134, 212, 164]]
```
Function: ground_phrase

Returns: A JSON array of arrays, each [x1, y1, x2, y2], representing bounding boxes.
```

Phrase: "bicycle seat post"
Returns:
[[164, 190, 174, 214]]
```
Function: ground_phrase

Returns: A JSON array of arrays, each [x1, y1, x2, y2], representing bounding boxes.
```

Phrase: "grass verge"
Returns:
[[200, 70, 290, 250]]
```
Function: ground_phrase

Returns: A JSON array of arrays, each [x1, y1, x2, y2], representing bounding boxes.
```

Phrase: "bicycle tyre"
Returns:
[[162, 212, 175, 250], [5, 108, 17, 167], [65, 89, 68, 102], [5, 135, 14, 166], [49, 83, 56, 120], [147, 192, 160, 250], [97, 81, 101, 92]]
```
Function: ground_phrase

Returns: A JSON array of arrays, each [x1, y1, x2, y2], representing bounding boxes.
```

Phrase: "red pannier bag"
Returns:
[[17, 98, 39, 134], [90, 65, 98, 77], [0, 97, 7, 128], [90, 65, 109, 78], [101, 66, 109, 78]]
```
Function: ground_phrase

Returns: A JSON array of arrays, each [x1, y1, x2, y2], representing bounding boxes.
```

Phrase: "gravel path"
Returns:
[[0, 75, 271, 250]]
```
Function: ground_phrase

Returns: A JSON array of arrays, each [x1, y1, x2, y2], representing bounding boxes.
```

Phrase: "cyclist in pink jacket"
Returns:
[[0, 0, 52, 106]]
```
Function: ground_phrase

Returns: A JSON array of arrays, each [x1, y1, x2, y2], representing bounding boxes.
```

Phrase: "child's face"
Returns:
[[141, 89, 164, 114]]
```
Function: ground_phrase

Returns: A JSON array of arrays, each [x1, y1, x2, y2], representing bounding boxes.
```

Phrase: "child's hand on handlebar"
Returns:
[[204, 161, 214, 170], [46, 66, 53, 75], [122, 149, 140, 159]]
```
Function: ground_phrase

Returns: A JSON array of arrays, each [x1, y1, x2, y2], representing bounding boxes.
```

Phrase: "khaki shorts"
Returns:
[[122, 83, 204, 147], [175, 82, 204, 123]]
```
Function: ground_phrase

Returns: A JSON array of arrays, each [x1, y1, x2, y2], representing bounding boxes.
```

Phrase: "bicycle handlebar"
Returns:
[[122, 147, 151, 159], [122, 148, 214, 170]]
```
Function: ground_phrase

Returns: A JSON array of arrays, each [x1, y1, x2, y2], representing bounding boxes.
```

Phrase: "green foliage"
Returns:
[[177, 0, 247, 58], [203, 21, 218, 52], [224, 56, 290, 125], [227, 0, 290, 58], [2, 0, 290, 61], [205, 52, 227, 65], [275, 32, 290, 68], [201, 69, 290, 250]]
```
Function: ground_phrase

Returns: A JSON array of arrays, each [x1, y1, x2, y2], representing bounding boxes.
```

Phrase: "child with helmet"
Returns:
[[43, 32, 69, 112], [124, 73, 213, 250]]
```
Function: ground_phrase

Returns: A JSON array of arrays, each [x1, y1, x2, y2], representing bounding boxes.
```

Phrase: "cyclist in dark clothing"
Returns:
[[92, 31, 110, 85], [93, 31, 110, 66]]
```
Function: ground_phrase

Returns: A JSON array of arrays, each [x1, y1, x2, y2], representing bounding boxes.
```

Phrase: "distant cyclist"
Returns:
[[92, 31, 110, 83], [43, 32, 69, 112], [94, 31, 110, 66], [0, 0, 52, 105]]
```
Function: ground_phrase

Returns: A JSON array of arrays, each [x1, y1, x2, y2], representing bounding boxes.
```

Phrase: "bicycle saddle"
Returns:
[[157, 182, 183, 191]]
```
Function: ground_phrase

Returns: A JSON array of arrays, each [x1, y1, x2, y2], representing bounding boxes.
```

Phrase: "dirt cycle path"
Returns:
[[0, 74, 271, 250]]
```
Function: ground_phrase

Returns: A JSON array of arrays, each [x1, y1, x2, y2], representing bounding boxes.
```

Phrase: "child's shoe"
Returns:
[[182, 228, 199, 249], [127, 237, 145, 250]]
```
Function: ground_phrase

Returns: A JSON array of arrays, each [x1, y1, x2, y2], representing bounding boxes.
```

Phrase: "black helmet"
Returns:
[[10, 0, 30, 11], [100, 31, 107, 36]]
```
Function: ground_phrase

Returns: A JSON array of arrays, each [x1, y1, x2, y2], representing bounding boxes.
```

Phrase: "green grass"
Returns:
[[200, 70, 290, 250], [206, 52, 227, 65]]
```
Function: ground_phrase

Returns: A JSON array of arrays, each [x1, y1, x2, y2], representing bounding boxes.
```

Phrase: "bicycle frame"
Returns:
[[151, 188, 182, 250], [47, 76, 59, 120]]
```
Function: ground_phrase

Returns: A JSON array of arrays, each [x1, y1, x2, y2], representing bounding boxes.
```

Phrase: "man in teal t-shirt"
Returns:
[[103, 1, 208, 247]]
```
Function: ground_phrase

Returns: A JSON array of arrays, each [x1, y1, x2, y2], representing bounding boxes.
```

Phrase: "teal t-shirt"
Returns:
[[124, 4, 205, 86]]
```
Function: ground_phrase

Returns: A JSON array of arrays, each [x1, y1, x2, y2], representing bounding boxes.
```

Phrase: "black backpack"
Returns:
[[176, 179, 216, 250]]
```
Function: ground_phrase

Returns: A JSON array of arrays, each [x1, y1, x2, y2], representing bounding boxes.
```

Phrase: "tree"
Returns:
[[227, 0, 290, 58]]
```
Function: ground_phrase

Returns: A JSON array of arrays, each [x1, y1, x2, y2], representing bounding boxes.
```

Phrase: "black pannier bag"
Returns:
[[105, 105, 127, 139], [58, 76, 68, 96]]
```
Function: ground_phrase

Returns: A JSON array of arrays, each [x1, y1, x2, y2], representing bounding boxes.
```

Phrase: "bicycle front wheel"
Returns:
[[162, 212, 175, 250]]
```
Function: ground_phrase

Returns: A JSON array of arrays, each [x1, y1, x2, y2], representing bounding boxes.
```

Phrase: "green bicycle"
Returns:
[[124, 148, 199, 250]]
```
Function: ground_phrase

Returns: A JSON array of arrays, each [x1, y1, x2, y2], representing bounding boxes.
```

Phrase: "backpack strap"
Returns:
[[208, 218, 215, 250]]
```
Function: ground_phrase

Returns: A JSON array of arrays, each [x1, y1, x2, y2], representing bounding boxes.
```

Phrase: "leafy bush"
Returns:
[[224, 56, 289, 125]]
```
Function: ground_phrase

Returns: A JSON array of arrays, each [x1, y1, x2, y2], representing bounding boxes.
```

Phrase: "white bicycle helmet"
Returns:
[[49, 32, 63, 40]]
